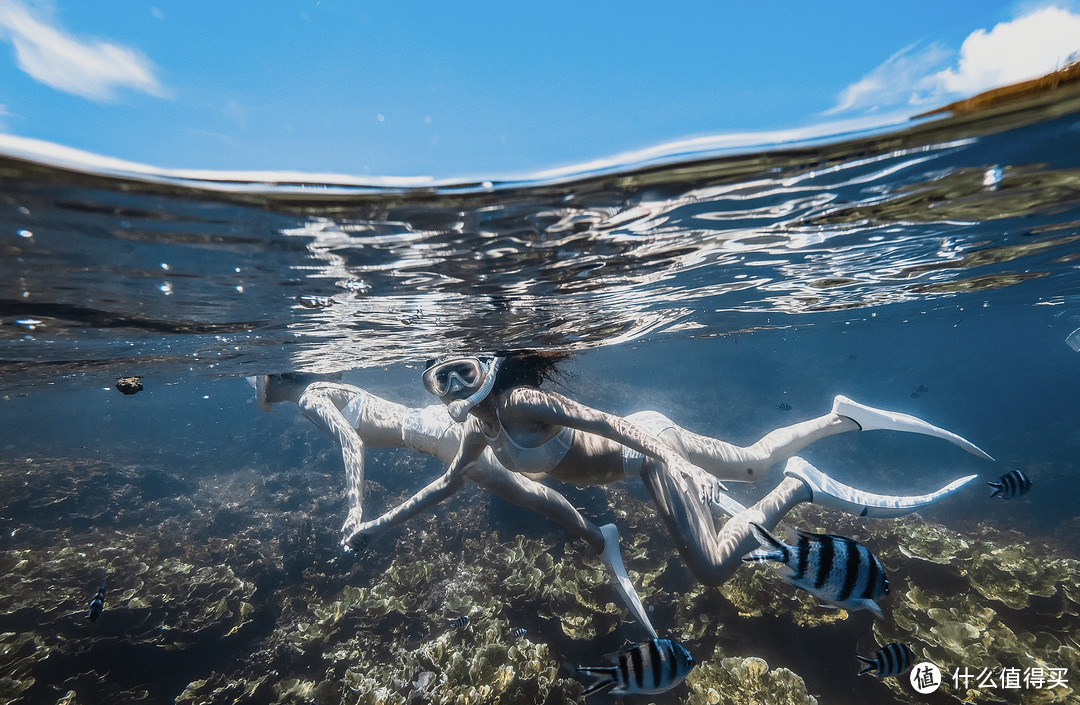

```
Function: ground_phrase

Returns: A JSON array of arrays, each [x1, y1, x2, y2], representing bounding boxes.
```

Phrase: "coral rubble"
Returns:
[[2, 457, 1078, 705]]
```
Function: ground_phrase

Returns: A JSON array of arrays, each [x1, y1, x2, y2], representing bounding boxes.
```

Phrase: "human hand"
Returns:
[[698, 478, 732, 506], [342, 532, 369, 552], [341, 508, 364, 539], [667, 457, 728, 500]]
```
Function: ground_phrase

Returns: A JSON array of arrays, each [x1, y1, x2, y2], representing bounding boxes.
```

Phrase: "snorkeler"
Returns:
[[348, 353, 988, 580], [253, 370, 658, 633], [256, 353, 989, 631]]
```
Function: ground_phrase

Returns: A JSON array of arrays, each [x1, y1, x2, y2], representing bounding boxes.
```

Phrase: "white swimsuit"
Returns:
[[621, 410, 678, 477], [483, 408, 575, 474]]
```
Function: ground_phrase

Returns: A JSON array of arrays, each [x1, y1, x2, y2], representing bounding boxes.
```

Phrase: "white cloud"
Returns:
[[0, 0, 168, 101], [934, 5, 1080, 94], [829, 5, 1080, 115], [825, 43, 950, 115]]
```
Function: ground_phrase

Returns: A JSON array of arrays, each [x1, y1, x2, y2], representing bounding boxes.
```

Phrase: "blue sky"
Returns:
[[0, 1, 1078, 181]]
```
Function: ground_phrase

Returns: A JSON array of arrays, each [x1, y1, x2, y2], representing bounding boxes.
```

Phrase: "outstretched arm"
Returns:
[[343, 466, 467, 547], [508, 388, 687, 465], [342, 421, 487, 549], [507, 387, 710, 493]]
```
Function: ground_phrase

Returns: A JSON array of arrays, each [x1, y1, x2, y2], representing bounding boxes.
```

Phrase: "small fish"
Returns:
[[578, 638, 695, 697], [511, 627, 528, 639], [988, 469, 1032, 499], [776, 403, 792, 411], [448, 615, 470, 630], [857, 641, 915, 677], [87, 578, 107, 623], [743, 522, 889, 619]]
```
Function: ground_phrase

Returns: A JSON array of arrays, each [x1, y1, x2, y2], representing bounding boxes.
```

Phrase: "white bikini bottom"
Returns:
[[402, 404, 456, 456], [620, 410, 678, 477]]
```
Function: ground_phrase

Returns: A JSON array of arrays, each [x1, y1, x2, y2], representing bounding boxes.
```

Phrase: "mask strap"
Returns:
[[447, 357, 502, 422]]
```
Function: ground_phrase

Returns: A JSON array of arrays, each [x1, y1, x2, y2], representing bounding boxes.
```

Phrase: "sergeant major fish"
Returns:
[[856, 641, 915, 677], [988, 469, 1031, 499], [447, 615, 470, 630], [578, 638, 695, 697], [743, 522, 889, 619], [87, 577, 107, 623]]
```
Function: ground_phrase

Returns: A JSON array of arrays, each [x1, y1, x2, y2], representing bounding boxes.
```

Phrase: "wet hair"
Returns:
[[490, 351, 572, 394]]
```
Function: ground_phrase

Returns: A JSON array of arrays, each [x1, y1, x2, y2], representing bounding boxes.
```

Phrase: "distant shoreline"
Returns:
[[915, 60, 1080, 117]]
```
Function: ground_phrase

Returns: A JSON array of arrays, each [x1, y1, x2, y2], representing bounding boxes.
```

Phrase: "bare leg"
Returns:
[[467, 455, 658, 636], [670, 413, 859, 483], [641, 453, 810, 585], [296, 382, 417, 538], [667, 395, 991, 482], [468, 450, 605, 552]]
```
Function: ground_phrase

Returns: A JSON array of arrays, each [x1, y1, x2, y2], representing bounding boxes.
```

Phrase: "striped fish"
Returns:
[[857, 641, 915, 677], [511, 627, 527, 639], [988, 469, 1031, 499], [578, 638, 695, 697], [447, 615, 470, 630], [87, 578, 106, 623], [743, 522, 889, 619]]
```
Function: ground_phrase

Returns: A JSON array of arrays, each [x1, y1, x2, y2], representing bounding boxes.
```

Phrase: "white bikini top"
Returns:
[[483, 408, 575, 474]]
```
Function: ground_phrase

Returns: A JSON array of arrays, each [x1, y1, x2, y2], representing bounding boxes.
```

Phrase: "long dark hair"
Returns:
[[491, 351, 572, 394]]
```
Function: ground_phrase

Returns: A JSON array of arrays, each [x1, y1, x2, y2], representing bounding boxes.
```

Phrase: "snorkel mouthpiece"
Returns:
[[447, 357, 501, 422]]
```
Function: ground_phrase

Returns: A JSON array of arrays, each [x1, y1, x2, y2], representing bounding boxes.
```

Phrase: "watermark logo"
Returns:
[[910, 662, 942, 694], [952, 666, 1069, 691], [906, 662, 1070, 694]]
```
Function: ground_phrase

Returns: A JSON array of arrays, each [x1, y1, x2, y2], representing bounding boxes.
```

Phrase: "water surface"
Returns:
[[2, 85, 1080, 705]]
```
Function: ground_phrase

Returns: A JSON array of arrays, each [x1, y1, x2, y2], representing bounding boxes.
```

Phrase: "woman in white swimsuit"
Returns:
[[259, 353, 990, 635]]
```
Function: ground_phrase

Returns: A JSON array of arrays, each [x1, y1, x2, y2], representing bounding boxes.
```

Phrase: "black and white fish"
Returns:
[[87, 577, 107, 623], [447, 615, 470, 630], [578, 638, 695, 697], [776, 402, 792, 411], [743, 522, 889, 619], [511, 627, 527, 639], [857, 641, 915, 677], [988, 469, 1031, 499]]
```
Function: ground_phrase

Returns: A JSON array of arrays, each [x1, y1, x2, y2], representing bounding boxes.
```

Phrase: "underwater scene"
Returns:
[[5, 77, 1080, 705]]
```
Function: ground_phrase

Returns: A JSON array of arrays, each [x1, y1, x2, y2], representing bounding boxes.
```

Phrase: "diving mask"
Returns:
[[422, 357, 489, 397], [423, 356, 502, 422]]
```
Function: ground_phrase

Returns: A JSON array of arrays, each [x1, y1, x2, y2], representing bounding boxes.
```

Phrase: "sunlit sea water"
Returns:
[[3, 90, 1080, 705]]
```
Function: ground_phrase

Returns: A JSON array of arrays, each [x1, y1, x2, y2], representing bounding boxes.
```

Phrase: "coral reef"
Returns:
[[2, 456, 1079, 705], [684, 644, 817, 705], [340, 617, 573, 705]]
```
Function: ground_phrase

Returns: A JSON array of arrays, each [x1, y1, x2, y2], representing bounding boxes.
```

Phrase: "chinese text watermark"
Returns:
[[906, 663, 1069, 694]]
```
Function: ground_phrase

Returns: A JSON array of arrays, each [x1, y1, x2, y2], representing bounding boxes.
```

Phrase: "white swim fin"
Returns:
[[783, 456, 977, 519], [832, 395, 993, 460], [599, 523, 657, 639]]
